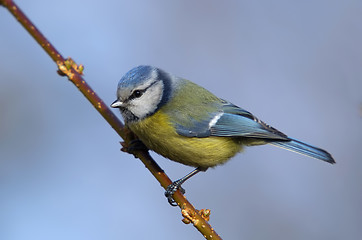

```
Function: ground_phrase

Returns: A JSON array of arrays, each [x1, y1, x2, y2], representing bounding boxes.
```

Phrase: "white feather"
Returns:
[[209, 112, 223, 128]]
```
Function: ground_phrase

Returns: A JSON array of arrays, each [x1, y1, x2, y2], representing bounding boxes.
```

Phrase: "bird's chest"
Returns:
[[127, 110, 179, 149], [127, 110, 242, 168]]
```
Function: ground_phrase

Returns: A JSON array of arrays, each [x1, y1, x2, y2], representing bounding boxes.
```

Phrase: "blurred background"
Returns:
[[0, 0, 361, 239]]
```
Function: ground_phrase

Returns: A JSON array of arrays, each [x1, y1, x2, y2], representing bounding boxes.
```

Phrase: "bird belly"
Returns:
[[128, 111, 243, 168]]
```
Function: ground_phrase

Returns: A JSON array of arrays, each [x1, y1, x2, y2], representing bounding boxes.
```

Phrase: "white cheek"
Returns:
[[128, 81, 164, 119]]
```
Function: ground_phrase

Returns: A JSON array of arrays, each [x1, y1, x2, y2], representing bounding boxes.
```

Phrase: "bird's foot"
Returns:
[[120, 139, 148, 154], [165, 179, 186, 206]]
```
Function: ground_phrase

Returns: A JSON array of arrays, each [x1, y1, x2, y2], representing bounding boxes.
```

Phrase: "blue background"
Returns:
[[1, 1, 361, 239]]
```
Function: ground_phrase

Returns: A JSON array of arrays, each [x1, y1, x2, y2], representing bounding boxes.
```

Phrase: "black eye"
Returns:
[[130, 90, 143, 99]]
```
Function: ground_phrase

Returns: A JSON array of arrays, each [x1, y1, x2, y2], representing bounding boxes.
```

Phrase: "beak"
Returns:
[[111, 99, 124, 108]]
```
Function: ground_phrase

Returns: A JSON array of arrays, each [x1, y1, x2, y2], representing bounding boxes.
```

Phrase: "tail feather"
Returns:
[[269, 138, 335, 164]]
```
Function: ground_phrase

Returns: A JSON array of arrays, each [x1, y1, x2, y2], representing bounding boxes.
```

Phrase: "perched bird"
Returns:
[[111, 65, 335, 205]]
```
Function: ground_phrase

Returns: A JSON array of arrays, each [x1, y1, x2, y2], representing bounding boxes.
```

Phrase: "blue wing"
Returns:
[[174, 100, 335, 164], [209, 102, 288, 140], [175, 101, 288, 140]]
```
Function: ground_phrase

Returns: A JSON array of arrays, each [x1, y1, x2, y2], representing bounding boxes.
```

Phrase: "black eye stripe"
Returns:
[[128, 80, 159, 101], [129, 89, 145, 100]]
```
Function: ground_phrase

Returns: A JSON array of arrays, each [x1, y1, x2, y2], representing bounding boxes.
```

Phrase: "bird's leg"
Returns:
[[165, 167, 206, 206]]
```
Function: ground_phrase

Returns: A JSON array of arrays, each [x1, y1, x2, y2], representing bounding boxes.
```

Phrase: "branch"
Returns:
[[0, 0, 221, 239]]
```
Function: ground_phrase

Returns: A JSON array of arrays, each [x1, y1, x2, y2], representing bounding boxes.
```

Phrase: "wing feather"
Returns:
[[210, 102, 288, 140]]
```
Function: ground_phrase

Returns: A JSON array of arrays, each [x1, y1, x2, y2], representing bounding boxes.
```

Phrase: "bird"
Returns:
[[111, 65, 335, 205]]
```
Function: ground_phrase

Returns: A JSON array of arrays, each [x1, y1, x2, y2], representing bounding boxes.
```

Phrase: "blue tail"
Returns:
[[269, 138, 335, 164]]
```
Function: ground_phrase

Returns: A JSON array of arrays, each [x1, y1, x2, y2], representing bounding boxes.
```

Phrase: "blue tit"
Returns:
[[111, 65, 335, 205]]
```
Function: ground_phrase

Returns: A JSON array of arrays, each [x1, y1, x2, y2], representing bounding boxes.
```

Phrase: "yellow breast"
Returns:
[[128, 110, 243, 168]]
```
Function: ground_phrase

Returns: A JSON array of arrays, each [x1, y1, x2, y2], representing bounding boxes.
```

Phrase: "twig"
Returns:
[[0, 0, 222, 239]]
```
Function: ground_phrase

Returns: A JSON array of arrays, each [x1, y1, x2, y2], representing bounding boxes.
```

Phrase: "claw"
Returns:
[[120, 139, 148, 154], [164, 167, 205, 206], [165, 180, 186, 206]]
